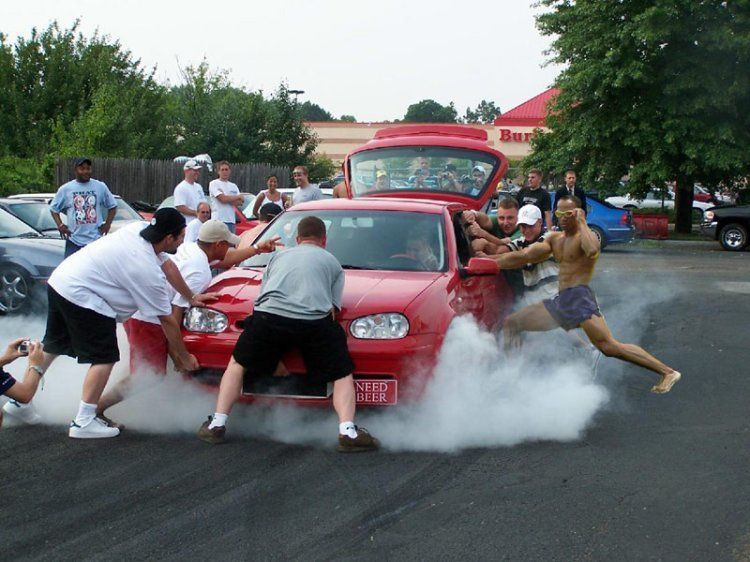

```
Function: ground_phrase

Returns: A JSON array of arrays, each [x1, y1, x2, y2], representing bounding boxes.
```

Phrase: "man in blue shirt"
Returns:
[[50, 157, 118, 257]]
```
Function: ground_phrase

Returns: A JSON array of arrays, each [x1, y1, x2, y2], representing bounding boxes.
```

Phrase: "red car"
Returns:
[[182, 125, 513, 406]]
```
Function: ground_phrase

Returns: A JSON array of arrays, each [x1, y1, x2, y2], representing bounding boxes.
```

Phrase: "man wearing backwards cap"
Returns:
[[5, 209, 218, 439], [174, 159, 206, 222], [50, 157, 119, 257], [95, 220, 278, 427]]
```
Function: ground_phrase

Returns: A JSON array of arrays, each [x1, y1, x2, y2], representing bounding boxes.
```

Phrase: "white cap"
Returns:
[[198, 219, 241, 246], [472, 165, 486, 175], [517, 204, 542, 226], [183, 159, 202, 171]]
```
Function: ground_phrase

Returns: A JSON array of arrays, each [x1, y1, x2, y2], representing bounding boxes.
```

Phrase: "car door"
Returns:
[[450, 212, 509, 331]]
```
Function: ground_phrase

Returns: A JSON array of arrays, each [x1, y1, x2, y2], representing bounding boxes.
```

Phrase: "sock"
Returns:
[[74, 401, 97, 426], [209, 413, 228, 429], [339, 421, 357, 438]]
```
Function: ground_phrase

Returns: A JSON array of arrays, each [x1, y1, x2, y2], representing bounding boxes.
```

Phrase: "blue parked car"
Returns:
[[491, 191, 634, 249]]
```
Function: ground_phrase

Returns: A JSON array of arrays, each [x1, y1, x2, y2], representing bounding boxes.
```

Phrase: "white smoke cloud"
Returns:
[[0, 260, 683, 452]]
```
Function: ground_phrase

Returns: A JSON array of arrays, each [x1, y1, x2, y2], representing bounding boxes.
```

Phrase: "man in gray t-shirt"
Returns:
[[198, 216, 379, 452], [290, 165, 323, 207]]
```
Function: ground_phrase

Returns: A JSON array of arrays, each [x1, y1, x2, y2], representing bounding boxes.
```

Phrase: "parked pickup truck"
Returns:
[[701, 204, 750, 251]]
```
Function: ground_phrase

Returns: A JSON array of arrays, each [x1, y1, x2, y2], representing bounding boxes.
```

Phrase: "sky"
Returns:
[[3, 0, 563, 122]]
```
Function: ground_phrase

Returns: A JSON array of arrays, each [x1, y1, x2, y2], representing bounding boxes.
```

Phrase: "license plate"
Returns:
[[355, 379, 397, 405]]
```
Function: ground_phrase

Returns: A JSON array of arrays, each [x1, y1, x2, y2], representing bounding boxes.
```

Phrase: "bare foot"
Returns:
[[651, 371, 682, 394]]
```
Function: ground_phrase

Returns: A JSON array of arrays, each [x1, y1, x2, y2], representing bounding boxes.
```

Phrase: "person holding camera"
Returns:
[[1, 338, 46, 428]]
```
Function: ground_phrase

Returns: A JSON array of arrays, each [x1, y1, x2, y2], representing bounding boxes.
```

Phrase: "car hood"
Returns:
[[209, 267, 443, 320], [0, 236, 65, 255]]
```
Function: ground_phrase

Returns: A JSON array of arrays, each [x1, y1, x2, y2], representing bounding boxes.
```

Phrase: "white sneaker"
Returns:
[[3, 399, 42, 424], [68, 417, 120, 439]]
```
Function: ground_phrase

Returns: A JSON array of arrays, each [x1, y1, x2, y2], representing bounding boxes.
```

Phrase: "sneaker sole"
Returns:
[[337, 444, 379, 453], [197, 433, 226, 445], [68, 428, 121, 439]]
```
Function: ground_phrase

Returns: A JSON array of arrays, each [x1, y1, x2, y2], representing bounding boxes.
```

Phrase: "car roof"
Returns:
[[289, 196, 454, 214]]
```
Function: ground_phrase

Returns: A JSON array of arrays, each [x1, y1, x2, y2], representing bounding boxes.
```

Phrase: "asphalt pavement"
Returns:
[[1, 242, 749, 561]]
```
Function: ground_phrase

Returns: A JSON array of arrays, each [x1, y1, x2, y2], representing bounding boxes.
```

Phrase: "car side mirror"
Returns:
[[462, 257, 499, 277]]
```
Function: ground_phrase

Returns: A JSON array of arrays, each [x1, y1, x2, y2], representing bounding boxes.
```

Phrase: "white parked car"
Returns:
[[605, 190, 712, 217]]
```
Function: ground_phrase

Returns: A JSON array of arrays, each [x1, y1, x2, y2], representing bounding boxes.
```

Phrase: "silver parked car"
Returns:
[[0, 208, 64, 314]]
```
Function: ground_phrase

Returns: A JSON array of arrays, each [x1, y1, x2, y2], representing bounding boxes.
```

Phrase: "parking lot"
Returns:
[[1, 241, 749, 561]]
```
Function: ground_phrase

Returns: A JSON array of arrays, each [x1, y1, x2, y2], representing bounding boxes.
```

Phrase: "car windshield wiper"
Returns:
[[341, 264, 372, 270], [17, 232, 42, 238]]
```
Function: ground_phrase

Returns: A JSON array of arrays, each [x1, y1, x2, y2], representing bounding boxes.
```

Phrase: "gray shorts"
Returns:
[[543, 285, 602, 330]]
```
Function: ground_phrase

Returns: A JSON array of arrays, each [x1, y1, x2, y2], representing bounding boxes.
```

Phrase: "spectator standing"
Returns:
[[209, 161, 244, 232], [50, 157, 118, 258], [184, 201, 212, 243], [252, 175, 289, 215], [0, 339, 46, 428], [197, 216, 379, 452], [12, 209, 215, 439], [516, 169, 553, 232], [554, 170, 587, 218], [289, 166, 323, 207], [174, 160, 205, 222]]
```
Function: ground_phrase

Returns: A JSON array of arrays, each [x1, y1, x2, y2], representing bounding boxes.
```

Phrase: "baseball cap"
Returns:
[[517, 204, 542, 226], [183, 159, 203, 171], [258, 202, 283, 219], [376, 170, 388, 178], [472, 165, 486, 175], [140, 208, 186, 243], [198, 219, 241, 246], [74, 157, 92, 167]]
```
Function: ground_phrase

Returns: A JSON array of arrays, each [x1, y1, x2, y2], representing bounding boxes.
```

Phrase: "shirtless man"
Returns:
[[492, 195, 681, 394]]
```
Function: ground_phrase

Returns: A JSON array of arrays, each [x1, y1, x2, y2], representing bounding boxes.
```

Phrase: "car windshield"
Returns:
[[349, 146, 499, 199], [9, 202, 58, 231], [241, 210, 446, 272], [114, 199, 142, 221], [0, 208, 41, 238]]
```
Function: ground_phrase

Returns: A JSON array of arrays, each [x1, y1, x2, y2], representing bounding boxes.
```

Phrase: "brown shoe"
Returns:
[[337, 426, 379, 453], [96, 412, 125, 431], [198, 417, 226, 444]]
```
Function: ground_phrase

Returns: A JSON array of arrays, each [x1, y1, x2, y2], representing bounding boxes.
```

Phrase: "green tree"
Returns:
[[262, 84, 319, 168], [169, 61, 268, 162], [339, 114, 357, 123], [403, 99, 458, 123], [527, 1, 750, 232], [464, 100, 501, 124], [0, 21, 164, 159], [299, 101, 334, 121]]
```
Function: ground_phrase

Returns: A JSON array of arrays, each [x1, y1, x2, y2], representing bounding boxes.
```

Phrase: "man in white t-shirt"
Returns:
[[290, 165, 323, 207], [208, 161, 245, 232], [95, 220, 278, 427], [185, 201, 211, 243], [21, 209, 215, 439], [174, 159, 205, 222]]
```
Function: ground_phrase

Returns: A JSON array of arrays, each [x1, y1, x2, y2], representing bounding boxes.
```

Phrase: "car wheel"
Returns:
[[590, 225, 607, 250], [0, 265, 31, 313], [718, 223, 748, 252]]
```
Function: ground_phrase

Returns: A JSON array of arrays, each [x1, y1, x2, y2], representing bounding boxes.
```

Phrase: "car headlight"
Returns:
[[349, 313, 409, 339], [183, 307, 229, 333], [704, 210, 715, 222]]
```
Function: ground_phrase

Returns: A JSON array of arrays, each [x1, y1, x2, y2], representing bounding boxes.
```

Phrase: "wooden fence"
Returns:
[[55, 158, 291, 205]]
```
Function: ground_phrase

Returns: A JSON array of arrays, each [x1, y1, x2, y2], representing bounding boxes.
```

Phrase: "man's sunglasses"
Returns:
[[554, 210, 574, 218]]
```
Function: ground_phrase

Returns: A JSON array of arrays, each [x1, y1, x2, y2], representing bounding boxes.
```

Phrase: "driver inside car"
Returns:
[[403, 229, 439, 270]]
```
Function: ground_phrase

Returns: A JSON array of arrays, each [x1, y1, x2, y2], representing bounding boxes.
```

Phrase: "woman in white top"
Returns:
[[252, 175, 287, 217]]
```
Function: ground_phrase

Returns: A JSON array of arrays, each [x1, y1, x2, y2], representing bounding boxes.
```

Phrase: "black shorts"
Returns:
[[43, 286, 120, 365], [232, 311, 354, 385]]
